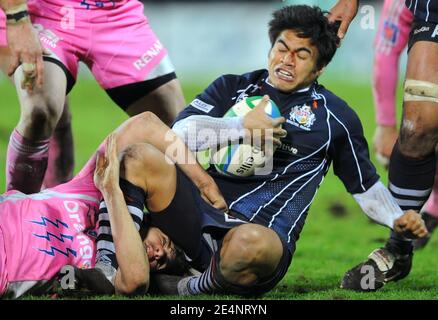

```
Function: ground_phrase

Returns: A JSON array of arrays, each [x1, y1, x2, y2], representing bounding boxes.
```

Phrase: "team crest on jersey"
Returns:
[[287, 104, 316, 131]]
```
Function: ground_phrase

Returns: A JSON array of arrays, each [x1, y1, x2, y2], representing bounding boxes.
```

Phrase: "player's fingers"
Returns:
[[417, 227, 429, 238], [271, 116, 286, 127], [394, 218, 407, 233], [338, 20, 351, 39], [273, 127, 287, 138], [94, 153, 106, 174], [107, 134, 116, 155], [413, 226, 428, 237], [213, 197, 228, 212], [7, 55, 20, 77], [36, 56, 44, 88], [42, 47, 51, 56], [273, 137, 282, 148], [254, 95, 270, 111]]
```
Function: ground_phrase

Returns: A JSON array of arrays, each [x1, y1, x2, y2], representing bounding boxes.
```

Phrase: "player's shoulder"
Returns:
[[313, 83, 363, 130], [313, 84, 350, 111]]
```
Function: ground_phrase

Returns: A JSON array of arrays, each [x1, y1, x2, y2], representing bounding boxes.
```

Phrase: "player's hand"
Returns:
[[197, 176, 228, 212], [373, 125, 398, 169], [394, 210, 429, 239], [328, 0, 359, 40], [243, 95, 286, 148], [94, 134, 121, 194], [6, 20, 45, 93]]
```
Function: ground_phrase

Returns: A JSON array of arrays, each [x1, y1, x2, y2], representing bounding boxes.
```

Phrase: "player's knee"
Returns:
[[20, 103, 61, 138], [399, 118, 438, 157], [221, 225, 271, 275], [136, 110, 161, 126], [400, 79, 438, 156]]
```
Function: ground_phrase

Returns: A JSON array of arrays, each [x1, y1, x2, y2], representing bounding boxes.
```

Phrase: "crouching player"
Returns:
[[0, 112, 225, 299]]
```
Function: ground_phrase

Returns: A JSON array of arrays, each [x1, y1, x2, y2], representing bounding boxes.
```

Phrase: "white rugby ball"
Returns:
[[211, 96, 281, 177]]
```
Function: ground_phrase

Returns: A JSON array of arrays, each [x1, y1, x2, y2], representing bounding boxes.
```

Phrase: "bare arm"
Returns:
[[94, 134, 149, 295], [111, 111, 228, 211], [0, 0, 44, 91]]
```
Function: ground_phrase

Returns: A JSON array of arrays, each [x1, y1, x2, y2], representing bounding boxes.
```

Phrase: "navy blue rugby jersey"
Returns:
[[174, 69, 379, 253], [406, 0, 438, 23]]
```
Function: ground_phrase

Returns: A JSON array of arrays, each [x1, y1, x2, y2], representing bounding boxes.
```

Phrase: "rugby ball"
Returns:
[[211, 96, 281, 177]]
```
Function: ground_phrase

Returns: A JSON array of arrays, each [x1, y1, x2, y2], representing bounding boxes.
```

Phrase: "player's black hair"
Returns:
[[268, 5, 340, 70], [140, 218, 192, 276], [159, 244, 192, 276]]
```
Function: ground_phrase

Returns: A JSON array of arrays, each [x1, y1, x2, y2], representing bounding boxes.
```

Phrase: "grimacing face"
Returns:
[[143, 227, 176, 271], [268, 29, 323, 92]]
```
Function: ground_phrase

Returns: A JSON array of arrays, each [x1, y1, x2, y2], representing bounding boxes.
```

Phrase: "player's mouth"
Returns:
[[275, 67, 295, 82]]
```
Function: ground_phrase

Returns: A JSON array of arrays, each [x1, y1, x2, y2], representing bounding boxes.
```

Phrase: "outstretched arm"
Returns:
[[353, 181, 428, 238], [94, 134, 149, 295]]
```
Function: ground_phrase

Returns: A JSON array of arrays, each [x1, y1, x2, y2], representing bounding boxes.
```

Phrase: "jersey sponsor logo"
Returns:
[[232, 83, 262, 103], [133, 40, 164, 71], [191, 99, 215, 113], [413, 26, 430, 35], [432, 25, 438, 38], [80, 0, 116, 10], [224, 212, 246, 223], [287, 104, 316, 131], [382, 20, 399, 45], [277, 143, 298, 155], [33, 24, 62, 49]]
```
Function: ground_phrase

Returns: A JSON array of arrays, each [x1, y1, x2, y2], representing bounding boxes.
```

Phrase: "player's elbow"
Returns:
[[137, 111, 163, 128], [116, 267, 150, 296]]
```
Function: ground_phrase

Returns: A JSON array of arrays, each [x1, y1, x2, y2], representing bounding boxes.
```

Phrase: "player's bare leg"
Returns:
[[342, 41, 438, 291], [124, 79, 185, 126], [42, 98, 74, 188], [158, 223, 285, 296], [7, 61, 67, 193]]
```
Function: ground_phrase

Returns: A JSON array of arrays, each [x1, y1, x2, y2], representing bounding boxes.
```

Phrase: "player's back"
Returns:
[[0, 177, 101, 298]]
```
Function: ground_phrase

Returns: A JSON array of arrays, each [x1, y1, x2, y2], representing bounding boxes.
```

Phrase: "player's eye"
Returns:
[[296, 50, 310, 60]]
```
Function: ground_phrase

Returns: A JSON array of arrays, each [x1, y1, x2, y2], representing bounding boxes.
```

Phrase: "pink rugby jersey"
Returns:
[[29, 0, 128, 10], [0, 9, 6, 47], [0, 154, 102, 298]]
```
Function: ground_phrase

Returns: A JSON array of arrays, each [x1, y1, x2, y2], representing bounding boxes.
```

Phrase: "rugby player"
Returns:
[[0, 111, 225, 299], [372, 0, 438, 250], [335, 0, 438, 291], [93, 5, 426, 297], [0, 0, 185, 194]]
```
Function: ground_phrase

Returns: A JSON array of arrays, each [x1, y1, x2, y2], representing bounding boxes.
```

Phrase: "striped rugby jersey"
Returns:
[[174, 69, 380, 253]]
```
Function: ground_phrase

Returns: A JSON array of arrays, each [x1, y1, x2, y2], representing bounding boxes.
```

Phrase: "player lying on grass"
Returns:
[[85, 5, 428, 297], [0, 111, 225, 299]]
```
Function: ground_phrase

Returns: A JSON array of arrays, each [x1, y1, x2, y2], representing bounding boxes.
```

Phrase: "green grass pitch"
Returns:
[[0, 75, 437, 300]]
